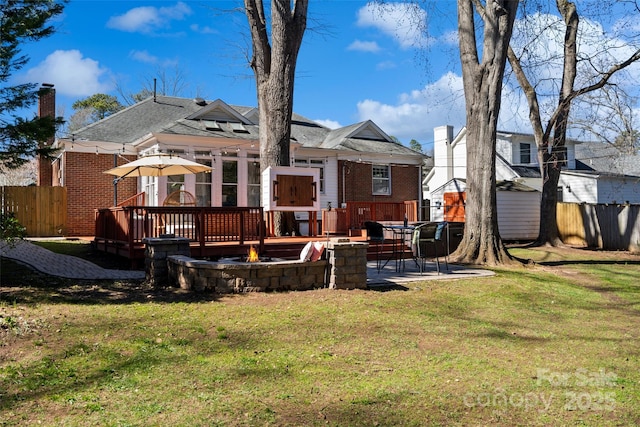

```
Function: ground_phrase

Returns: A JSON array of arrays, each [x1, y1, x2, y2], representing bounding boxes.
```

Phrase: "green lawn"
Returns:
[[1, 244, 639, 426]]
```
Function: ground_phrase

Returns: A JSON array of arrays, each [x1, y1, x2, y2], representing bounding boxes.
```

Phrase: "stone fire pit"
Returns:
[[168, 255, 326, 293], [163, 239, 368, 293]]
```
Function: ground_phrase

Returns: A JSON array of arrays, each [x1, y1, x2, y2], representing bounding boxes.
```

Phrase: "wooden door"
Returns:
[[276, 175, 315, 207], [443, 191, 466, 222]]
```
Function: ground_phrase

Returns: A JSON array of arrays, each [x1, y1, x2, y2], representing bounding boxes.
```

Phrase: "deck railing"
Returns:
[[117, 192, 146, 207], [95, 206, 265, 259], [345, 200, 418, 230]]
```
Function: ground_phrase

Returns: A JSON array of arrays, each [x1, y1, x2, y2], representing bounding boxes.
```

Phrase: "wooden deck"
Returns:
[[94, 206, 268, 264], [93, 203, 456, 267]]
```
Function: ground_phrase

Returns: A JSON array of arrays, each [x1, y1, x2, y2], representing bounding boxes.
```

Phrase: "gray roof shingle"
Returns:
[[67, 95, 423, 159]]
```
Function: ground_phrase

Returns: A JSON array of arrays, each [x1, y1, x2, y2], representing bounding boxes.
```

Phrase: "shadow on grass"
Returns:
[[30, 240, 134, 270], [1, 258, 219, 305], [0, 327, 251, 414], [366, 283, 410, 292]]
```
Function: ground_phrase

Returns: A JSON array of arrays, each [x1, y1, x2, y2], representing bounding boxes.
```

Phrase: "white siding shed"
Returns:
[[430, 179, 540, 241]]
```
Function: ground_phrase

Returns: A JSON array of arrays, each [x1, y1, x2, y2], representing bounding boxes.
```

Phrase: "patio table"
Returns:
[[383, 224, 416, 273]]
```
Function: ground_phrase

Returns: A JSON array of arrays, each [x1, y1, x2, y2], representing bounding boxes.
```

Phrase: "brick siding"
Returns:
[[338, 160, 420, 203], [64, 152, 137, 236], [37, 86, 55, 186]]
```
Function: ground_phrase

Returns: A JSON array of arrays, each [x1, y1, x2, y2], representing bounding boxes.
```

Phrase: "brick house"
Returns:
[[51, 95, 425, 236]]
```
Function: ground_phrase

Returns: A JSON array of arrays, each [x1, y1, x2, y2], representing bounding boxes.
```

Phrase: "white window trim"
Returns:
[[372, 164, 391, 195]]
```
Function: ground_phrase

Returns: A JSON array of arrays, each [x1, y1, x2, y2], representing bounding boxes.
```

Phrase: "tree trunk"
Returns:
[[245, 0, 308, 236], [537, 149, 563, 245], [533, 0, 577, 246], [451, 0, 519, 266]]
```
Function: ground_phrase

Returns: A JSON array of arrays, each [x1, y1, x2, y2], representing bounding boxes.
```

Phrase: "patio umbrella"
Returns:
[[103, 153, 211, 178], [103, 154, 212, 206]]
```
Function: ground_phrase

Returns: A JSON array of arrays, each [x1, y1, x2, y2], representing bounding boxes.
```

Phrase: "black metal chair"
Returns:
[[364, 221, 385, 273], [411, 222, 448, 274]]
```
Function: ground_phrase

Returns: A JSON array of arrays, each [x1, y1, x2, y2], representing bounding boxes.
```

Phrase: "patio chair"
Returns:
[[163, 190, 196, 206], [158, 190, 197, 237], [411, 222, 448, 274], [364, 221, 386, 273]]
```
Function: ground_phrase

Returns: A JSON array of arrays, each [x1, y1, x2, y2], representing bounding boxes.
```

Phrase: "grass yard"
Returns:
[[1, 243, 639, 426]]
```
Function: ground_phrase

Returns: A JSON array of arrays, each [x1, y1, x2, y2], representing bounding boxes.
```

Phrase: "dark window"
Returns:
[[520, 143, 531, 164]]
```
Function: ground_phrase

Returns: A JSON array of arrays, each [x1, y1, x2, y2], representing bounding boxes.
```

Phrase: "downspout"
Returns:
[[418, 163, 423, 221], [446, 126, 454, 182], [341, 161, 346, 207]]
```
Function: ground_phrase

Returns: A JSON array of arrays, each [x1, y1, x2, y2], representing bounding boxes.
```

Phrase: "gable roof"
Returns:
[[62, 96, 423, 159], [185, 99, 253, 124], [69, 96, 200, 144], [574, 141, 640, 176], [317, 120, 419, 156]]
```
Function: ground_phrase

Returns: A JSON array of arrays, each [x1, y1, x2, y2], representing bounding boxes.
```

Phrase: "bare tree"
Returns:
[[244, 0, 308, 236], [0, 158, 37, 185], [506, 0, 640, 246], [450, 0, 519, 265], [574, 86, 638, 152], [65, 107, 93, 134], [116, 65, 192, 106]]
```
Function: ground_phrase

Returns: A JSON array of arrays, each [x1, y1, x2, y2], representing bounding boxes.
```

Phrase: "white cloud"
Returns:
[[356, 72, 466, 142], [356, 2, 433, 49], [19, 50, 113, 97], [129, 50, 158, 64], [376, 61, 397, 70], [347, 40, 381, 53], [129, 50, 178, 68], [107, 1, 192, 34], [509, 12, 640, 132], [314, 119, 341, 130], [190, 23, 217, 34], [497, 85, 537, 134], [439, 30, 459, 46]]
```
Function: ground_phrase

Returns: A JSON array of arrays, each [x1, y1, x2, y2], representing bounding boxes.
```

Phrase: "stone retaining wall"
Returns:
[[144, 237, 190, 286], [150, 238, 369, 293], [168, 256, 327, 293], [326, 239, 368, 290]]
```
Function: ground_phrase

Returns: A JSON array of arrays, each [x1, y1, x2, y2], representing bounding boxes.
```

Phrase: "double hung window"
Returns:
[[372, 164, 390, 195]]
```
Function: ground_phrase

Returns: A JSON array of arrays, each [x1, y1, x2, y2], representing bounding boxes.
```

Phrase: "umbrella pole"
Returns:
[[113, 179, 118, 207], [113, 154, 118, 206]]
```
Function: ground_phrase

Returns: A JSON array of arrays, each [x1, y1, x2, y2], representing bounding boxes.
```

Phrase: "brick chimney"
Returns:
[[37, 83, 55, 186]]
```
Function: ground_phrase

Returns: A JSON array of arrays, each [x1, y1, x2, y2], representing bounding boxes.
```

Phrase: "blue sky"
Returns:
[[15, 1, 640, 151], [15, 0, 464, 151]]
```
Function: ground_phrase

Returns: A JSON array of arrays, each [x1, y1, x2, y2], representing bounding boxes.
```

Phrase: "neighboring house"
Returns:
[[429, 178, 541, 241], [423, 125, 640, 240], [51, 96, 425, 236], [568, 141, 640, 204]]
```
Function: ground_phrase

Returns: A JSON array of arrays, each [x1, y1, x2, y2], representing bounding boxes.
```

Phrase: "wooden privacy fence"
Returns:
[[557, 202, 640, 252], [1, 186, 67, 237]]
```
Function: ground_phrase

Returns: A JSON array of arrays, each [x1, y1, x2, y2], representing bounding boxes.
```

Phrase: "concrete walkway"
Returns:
[[1, 239, 492, 286], [0, 239, 146, 280], [365, 256, 493, 287]]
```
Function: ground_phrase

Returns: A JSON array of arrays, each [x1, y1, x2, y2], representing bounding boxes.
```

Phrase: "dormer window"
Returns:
[[519, 142, 531, 164], [203, 120, 221, 131], [230, 122, 249, 133]]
